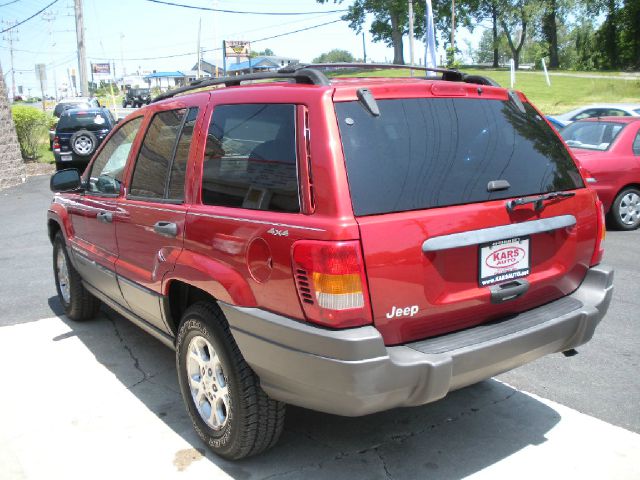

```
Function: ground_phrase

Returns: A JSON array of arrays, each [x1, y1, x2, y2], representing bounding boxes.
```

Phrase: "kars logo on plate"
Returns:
[[485, 246, 526, 269]]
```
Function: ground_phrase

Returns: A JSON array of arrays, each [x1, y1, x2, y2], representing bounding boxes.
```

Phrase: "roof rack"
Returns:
[[151, 68, 330, 103], [151, 62, 500, 103], [281, 63, 500, 86]]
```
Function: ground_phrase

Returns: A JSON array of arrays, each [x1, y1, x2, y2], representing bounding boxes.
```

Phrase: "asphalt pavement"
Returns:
[[1, 176, 638, 479]]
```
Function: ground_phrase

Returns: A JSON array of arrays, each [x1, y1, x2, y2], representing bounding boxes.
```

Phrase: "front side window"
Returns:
[[336, 98, 583, 216], [201, 104, 299, 213], [87, 116, 143, 195], [561, 121, 625, 151]]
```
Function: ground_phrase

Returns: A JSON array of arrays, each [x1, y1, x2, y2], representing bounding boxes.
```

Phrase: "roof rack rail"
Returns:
[[151, 67, 330, 103], [281, 62, 500, 87], [151, 63, 501, 103]]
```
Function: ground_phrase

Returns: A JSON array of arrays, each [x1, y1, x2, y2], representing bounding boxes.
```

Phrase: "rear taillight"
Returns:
[[292, 240, 372, 328], [53, 136, 60, 151], [591, 196, 606, 266]]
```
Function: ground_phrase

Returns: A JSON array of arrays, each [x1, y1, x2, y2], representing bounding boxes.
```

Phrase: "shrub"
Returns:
[[11, 105, 49, 159]]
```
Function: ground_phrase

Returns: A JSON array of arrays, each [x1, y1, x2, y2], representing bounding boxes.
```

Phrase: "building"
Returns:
[[191, 60, 225, 77], [226, 56, 299, 75], [143, 70, 211, 91]]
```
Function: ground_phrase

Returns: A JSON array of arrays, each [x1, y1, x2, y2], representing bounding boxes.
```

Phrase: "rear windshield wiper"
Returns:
[[506, 191, 575, 212]]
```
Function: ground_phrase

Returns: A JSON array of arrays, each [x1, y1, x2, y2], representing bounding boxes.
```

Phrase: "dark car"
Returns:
[[50, 97, 102, 149], [122, 88, 151, 108], [53, 107, 116, 172]]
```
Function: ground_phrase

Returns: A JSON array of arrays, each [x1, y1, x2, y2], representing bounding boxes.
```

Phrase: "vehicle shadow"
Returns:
[[48, 297, 560, 480]]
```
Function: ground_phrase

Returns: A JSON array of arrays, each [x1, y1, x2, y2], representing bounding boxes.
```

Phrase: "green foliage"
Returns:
[[250, 48, 275, 58], [11, 105, 49, 160], [313, 49, 355, 63]]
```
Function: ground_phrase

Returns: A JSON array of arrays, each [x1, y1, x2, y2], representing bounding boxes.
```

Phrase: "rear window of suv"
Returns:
[[336, 98, 583, 216], [57, 111, 111, 132]]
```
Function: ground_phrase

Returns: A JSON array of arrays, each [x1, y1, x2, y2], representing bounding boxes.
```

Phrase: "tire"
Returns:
[[70, 129, 98, 157], [176, 302, 285, 460], [53, 232, 101, 321], [608, 187, 640, 231], [122, 100, 128, 108]]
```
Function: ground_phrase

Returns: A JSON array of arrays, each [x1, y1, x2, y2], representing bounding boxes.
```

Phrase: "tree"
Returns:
[[317, 0, 478, 65], [250, 48, 275, 58], [499, 0, 542, 68], [472, 0, 503, 67], [541, 0, 560, 67], [475, 28, 509, 64], [313, 49, 355, 63]]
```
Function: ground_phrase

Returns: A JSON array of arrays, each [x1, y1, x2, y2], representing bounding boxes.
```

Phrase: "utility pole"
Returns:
[[42, 11, 58, 101], [120, 33, 125, 78], [74, 0, 89, 96], [2, 21, 17, 99], [362, 32, 367, 63], [408, 0, 415, 75], [197, 18, 202, 79]]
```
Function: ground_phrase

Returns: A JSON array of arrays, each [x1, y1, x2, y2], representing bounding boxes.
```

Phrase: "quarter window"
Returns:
[[633, 131, 640, 156], [87, 116, 143, 195], [201, 104, 299, 213]]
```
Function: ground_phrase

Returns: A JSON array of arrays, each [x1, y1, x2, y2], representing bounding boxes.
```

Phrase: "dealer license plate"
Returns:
[[61, 154, 72, 162], [479, 236, 530, 287]]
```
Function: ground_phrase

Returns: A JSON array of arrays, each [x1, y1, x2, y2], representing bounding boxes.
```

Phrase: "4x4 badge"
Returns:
[[267, 228, 289, 237]]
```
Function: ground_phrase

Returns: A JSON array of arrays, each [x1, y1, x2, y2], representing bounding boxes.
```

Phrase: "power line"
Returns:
[[143, 0, 347, 16], [0, 0, 59, 34], [89, 18, 343, 62], [0, 0, 21, 6]]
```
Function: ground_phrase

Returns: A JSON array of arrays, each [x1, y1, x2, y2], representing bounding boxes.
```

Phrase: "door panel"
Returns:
[[116, 101, 206, 333], [68, 116, 145, 304]]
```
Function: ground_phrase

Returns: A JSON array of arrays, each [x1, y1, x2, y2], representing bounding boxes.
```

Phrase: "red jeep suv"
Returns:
[[47, 64, 613, 460]]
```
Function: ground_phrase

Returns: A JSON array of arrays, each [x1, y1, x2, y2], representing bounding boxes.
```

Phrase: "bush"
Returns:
[[11, 105, 49, 159]]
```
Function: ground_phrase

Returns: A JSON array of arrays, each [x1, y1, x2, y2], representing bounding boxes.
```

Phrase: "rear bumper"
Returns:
[[221, 265, 613, 416]]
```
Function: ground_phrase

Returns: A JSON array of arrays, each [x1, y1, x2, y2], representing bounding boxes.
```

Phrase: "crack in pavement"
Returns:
[[104, 312, 149, 388], [272, 389, 520, 477]]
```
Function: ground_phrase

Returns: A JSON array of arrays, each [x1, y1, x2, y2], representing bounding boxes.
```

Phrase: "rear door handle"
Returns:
[[97, 212, 113, 223], [153, 221, 178, 237], [489, 279, 529, 303]]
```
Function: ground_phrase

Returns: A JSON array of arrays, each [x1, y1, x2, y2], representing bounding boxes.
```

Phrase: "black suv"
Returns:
[[122, 88, 151, 108], [53, 107, 116, 171]]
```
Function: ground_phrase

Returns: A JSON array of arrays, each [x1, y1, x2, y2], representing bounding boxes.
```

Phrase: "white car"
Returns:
[[548, 103, 640, 128]]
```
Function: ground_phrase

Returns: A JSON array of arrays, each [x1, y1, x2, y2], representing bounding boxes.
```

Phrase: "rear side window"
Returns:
[[129, 107, 198, 200], [201, 104, 299, 213], [561, 121, 625, 151], [336, 98, 583, 216]]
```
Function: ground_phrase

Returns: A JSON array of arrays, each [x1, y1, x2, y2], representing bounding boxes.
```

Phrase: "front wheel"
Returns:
[[609, 187, 640, 230], [53, 232, 100, 320], [176, 302, 285, 460]]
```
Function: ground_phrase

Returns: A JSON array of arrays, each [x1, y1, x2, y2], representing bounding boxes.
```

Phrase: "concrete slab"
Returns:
[[1, 314, 638, 480]]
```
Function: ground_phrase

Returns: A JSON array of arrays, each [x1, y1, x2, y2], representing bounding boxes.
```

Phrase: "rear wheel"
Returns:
[[53, 233, 100, 321], [609, 187, 640, 230], [176, 302, 285, 459]]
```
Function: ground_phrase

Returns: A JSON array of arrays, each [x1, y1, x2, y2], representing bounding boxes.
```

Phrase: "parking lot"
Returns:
[[1, 175, 639, 479]]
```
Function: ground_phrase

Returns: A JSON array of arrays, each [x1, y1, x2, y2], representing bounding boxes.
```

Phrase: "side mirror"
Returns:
[[50, 169, 83, 193]]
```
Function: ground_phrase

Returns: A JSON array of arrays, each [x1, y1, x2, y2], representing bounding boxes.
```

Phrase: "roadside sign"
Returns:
[[225, 40, 250, 58], [91, 63, 111, 74]]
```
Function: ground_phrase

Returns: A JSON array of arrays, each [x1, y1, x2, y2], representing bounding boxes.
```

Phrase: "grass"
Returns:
[[36, 140, 54, 164], [334, 68, 640, 115]]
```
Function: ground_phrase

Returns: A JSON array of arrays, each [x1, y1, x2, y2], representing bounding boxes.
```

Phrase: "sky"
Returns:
[[0, 0, 482, 97]]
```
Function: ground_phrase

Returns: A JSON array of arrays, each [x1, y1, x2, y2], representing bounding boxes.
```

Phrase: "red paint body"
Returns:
[[48, 77, 603, 346]]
